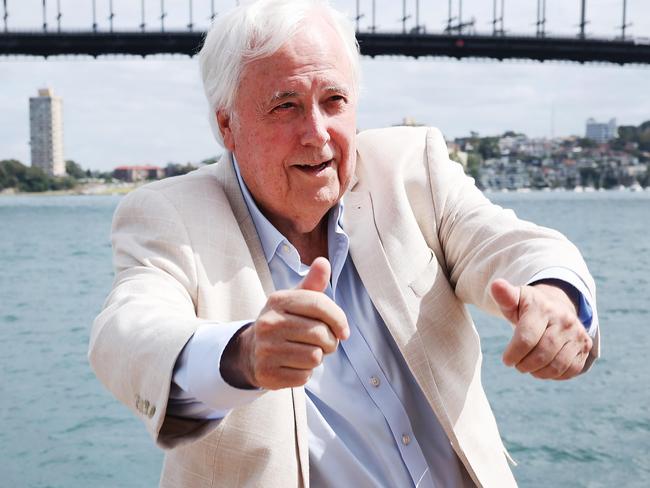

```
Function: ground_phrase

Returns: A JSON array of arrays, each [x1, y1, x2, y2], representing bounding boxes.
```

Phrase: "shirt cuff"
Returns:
[[171, 320, 265, 417], [527, 267, 597, 337]]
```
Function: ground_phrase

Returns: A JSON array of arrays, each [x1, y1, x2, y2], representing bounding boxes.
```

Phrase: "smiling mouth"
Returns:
[[295, 160, 333, 173]]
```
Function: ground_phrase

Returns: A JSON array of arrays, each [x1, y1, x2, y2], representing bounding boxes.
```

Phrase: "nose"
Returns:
[[300, 105, 330, 148]]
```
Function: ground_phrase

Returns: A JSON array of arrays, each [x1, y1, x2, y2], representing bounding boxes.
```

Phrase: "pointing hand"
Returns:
[[222, 257, 349, 390], [490, 278, 592, 380]]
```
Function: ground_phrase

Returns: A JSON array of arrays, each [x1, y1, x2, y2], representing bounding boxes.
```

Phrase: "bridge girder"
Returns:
[[0, 31, 649, 65]]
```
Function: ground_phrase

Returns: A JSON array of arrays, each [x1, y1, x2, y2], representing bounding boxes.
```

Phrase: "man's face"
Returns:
[[218, 15, 357, 235]]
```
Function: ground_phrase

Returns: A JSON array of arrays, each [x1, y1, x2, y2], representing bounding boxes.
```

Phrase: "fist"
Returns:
[[491, 278, 593, 380], [222, 257, 349, 390]]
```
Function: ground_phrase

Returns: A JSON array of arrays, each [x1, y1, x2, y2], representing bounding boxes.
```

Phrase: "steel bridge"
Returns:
[[1, 1, 649, 65]]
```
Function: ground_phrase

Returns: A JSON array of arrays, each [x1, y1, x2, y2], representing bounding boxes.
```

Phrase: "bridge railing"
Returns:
[[1, 1, 649, 64]]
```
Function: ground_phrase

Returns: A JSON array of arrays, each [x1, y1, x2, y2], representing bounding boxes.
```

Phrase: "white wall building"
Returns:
[[29, 88, 65, 176], [585, 117, 617, 144]]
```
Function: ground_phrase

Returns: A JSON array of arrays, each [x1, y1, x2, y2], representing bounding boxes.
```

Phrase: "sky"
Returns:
[[1, 0, 649, 171]]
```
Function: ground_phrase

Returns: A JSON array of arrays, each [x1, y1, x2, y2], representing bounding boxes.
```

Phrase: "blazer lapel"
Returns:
[[215, 153, 275, 297], [342, 189, 452, 434], [214, 154, 310, 486]]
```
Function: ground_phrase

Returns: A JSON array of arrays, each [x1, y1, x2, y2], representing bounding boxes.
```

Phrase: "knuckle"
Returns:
[[255, 314, 276, 334], [560, 320, 572, 331], [267, 291, 287, 309], [560, 313, 574, 327], [530, 349, 549, 367], [518, 332, 537, 349], [542, 333, 560, 351], [254, 319, 271, 336], [308, 348, 323, 367], [322, 338, 337, 355]]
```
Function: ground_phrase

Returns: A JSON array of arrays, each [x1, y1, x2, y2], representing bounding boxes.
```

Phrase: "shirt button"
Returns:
[[402, 434, 411, 446], [369, 376, 380, 387], [282, 244, 290, 253]]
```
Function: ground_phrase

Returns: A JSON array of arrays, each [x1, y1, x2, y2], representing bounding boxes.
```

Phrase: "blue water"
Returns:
[[0, 191, 648, 487]]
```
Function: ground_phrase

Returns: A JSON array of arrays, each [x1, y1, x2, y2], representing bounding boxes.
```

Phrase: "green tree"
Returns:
[[65, 160, 86, 179], [49, 175, 77, 190], [612, 121, 650, 151], [577, 137, 597, 148], [200, 156, 221, 166], [0, 159, 26, 189], [617, 125, 638, 142], [467, 153, 482, 181], [18, 166, 50, 192], [478, 137, 499, 160], [165, 162, 197, 177], [638, 123, 650, 151]]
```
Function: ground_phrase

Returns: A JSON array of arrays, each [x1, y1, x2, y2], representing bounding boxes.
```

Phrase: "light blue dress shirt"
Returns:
[[169, 159, 596, 487]]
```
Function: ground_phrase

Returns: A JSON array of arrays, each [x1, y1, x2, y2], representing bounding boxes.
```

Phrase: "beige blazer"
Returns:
[[89, 126, 599, 488]]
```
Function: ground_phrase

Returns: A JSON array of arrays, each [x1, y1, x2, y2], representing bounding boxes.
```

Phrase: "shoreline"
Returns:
[[0, 182, 143, 197], [1, 183, 648, 197]]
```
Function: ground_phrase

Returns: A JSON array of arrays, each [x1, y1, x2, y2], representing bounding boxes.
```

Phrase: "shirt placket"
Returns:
[[334, 281, 433, 488]]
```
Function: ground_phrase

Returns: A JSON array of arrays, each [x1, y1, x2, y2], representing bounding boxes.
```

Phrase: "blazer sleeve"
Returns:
[[88, 186, 221, 449], [422, 128, 600, 368]]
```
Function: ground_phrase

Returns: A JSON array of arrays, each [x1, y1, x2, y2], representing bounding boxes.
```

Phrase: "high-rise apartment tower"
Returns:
[[29, 88, 65, 176], [585, 117, 617, 144]]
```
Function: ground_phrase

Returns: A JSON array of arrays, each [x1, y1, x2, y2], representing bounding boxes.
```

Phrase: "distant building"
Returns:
[[585, 118, 617, 143], [29, 88, 65, 176], [392, 117, 425, 127], [113, 165, 165, 182]]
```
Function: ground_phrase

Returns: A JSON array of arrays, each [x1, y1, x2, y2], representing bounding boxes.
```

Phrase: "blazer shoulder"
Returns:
[[353, 126, 450, 188], [115, 162, 230, 218], [357, 125, 446, 147], [356, 126, 448, 168]]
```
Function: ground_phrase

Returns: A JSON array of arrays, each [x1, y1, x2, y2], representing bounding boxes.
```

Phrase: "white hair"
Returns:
[[198, 0, 360, 145]]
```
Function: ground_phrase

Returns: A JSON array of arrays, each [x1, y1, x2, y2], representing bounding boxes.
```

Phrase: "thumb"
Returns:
[[297, 257, 331, 292], [490, 278, 521, 325]]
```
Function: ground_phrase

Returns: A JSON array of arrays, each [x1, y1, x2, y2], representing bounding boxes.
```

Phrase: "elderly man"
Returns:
[[89, 0, 599, 486]]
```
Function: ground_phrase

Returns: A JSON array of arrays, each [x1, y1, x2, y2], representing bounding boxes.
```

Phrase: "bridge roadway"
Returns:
[[1, 31, 649, 65]]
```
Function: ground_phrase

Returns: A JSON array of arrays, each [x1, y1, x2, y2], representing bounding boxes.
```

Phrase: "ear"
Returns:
[[217, 109, 236, 152]]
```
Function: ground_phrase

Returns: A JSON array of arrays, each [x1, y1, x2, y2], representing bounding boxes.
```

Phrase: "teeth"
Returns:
[[298, 159, 332, 168], [298, 161, 329, 168]]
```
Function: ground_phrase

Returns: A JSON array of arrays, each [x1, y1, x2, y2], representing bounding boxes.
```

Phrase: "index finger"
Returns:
[[272, 289, 350, 340]]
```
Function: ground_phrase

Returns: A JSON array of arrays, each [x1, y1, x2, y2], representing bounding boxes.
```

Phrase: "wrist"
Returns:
[[220, 322, 257, 389]]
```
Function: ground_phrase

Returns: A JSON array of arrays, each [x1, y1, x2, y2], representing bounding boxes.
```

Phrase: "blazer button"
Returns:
[[143, 399, 150, 412], [148, 406, 156, 418]]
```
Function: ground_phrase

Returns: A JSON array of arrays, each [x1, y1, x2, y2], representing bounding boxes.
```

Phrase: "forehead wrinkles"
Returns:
[[234, 23, 355, 113]]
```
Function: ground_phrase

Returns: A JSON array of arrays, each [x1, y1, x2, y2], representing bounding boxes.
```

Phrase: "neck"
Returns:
[[287, 220, 329, 266], [275, 215, 329, 265]]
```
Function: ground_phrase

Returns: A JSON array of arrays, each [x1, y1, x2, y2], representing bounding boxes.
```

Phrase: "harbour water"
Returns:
[[0, 190, 648, 487]]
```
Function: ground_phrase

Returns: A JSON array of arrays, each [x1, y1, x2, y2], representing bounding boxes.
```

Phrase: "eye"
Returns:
[[328, 95, 346, 103], [272, 102, 295, 112]]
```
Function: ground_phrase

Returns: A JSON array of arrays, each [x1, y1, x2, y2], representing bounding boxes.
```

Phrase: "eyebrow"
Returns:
[[269, 91, 299, 103], [268, 85, 350, 103]]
